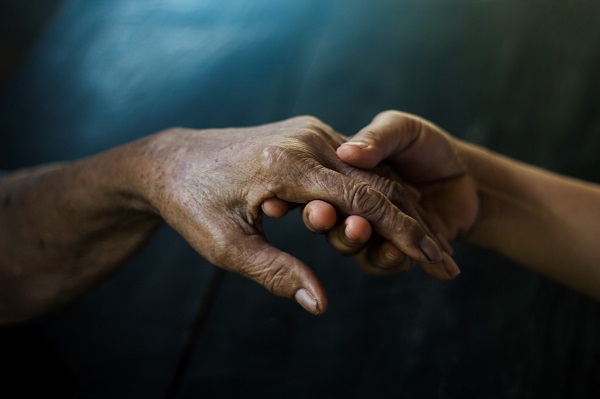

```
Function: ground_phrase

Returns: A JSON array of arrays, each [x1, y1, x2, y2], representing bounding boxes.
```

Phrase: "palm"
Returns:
[[414, 174, 478, 241], [388, 129, 479, 242]]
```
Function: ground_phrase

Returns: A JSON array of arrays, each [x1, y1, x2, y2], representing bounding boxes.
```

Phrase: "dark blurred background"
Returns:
[[2, 1, 600, 398]]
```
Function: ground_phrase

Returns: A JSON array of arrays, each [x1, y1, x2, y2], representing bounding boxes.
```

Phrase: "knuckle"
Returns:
[[371, 176, 397, 200], [373, 109, 404, 125], [341, 167, 408, 209], [343, 180, 426, 245], [374, 110, 422, 132], [287, 115, 325, 134], [260, 144, 314, 186], [295, 115, 324, 127], [261, 135, 329, 173], [347, 183, 387, 221], [380, 180, 413, 212], [375, 109, 400, 120], [260, 143, 288, 167], [290, 115, 336, 144]]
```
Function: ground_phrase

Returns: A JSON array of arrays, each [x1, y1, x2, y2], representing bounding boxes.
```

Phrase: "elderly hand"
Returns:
[[0, 115, 452, 322], [290, 111, 477, 278], [123, 116, 451, 314]]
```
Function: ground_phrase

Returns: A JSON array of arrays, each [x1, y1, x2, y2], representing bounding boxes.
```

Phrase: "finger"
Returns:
[[334, 159, 457, 276], [262, 197, 293, 218], [335, 166, 449, 266], [419, 251, 461, 281], [187, 215, 328, 315], [353, 241, 459, 280], [297, 168, 442, 265], [337, 110, 461, 182], [353, 239, 416, 276], [336, 110, 422, 169], [409, 199, 454, 255], [302, 200, 338, 233], [224, 231, 328, 315], [301, 166, 447, 270], [325, 215, 372, 256]]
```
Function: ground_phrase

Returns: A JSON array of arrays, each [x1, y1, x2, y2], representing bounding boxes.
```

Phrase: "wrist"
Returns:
[[454, 140, 504, 249], [81, 131, 180, 217], [456, 140, 549, 254]]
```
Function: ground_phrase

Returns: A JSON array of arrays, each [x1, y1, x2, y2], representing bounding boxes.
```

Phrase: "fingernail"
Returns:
[[419, 236, 443, 263], [341, 140, 369, 149], [443, 252, 461, 279], [295, 288, 318, 314]]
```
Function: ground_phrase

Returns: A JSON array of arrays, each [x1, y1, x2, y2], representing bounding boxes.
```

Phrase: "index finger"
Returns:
[[295, 167, 443, 265]]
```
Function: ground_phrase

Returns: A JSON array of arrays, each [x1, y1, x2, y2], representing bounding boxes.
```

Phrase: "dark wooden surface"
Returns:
[[2, 1, 600, 398]]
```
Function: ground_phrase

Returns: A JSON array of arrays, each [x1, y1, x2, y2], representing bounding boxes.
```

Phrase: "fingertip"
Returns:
[[443, 251, 461, 279], [420, 252, 461, 281], [262, 197, 291, 218], [421, 262, 453, 281], [337, 140, 381, 169], [288, 257, 328, 315], [295, 287, 328, 315], [303, 200, 337, 233], [344, 215, 372, 243]]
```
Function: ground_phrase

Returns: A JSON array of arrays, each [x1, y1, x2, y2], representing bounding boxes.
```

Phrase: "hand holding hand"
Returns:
[[299, 111, 478, 278], [127, 116, 447, 314]]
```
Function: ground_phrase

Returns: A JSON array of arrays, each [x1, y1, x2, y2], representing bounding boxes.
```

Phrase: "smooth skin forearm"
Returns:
[[460, 140, 600, 300]]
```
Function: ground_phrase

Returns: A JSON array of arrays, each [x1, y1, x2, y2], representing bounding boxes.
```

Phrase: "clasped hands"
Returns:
[[131, 111, 479, 315]]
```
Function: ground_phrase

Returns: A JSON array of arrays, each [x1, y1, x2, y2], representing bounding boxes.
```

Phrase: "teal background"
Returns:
[[1, 1, 600, 398]]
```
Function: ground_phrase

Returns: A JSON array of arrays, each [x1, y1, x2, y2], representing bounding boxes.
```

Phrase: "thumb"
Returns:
[[216, 231, 328, 315], [337, 110, 422, 170]]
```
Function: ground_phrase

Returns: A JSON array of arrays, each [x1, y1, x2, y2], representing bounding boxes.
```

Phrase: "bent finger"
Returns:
[[325, 215, 372, 256], [353, 240, 416, 276], [192, 219, 328, 315], [336, 110, 422, 170], [301, 168, 442, 265], [302, 200, 338, 233], [262, 197, 293, 218]]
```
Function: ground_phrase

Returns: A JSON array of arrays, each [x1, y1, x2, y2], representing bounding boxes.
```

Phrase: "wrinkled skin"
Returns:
[[130, 116, 455, 314], [1, 115, 453, 322], [266, 111, 478, 275]]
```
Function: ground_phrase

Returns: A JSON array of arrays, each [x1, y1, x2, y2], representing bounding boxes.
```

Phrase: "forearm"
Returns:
[[0, 147, 161, 323], [460, 140, 600, 299]]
